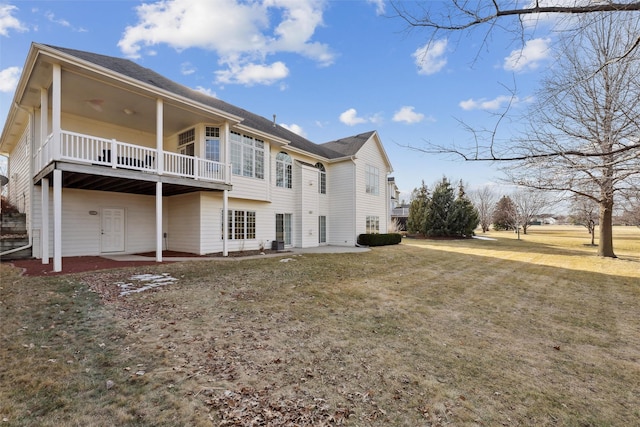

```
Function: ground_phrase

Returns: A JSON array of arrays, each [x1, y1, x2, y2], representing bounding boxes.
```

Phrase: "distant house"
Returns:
[[0, 43, 395, 271], [391, 204, 409, 231], [530, 215, 557, 226]]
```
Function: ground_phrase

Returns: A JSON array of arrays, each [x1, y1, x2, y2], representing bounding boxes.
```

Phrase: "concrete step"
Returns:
[[0, 236, 31, 260]]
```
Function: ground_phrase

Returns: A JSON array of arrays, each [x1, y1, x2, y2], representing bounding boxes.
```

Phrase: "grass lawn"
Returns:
[[1, 225, 639, 426]]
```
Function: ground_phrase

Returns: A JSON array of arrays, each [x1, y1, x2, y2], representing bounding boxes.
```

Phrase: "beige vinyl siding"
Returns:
[[167, 193, 202, 254], [200, 192, 223, 254], [7, 122, 32, 217], [327, 161, 356, 246], [299, 164, 320, 248], [228, 175, 270, 201], [63, 113, 157, 149], [354, 137, 390, 235], [34, 189, 160, 258]]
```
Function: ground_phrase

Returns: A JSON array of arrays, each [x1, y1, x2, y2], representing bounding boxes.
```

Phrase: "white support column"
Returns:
[[223, 189, 229, 256], [156, 99, 163, 174], [41, 178, 49, 264], [156, 181, 163, 263], [222, 122, 230, 256], [40, 88, 48, 146], [53, 169, 62, 272], [52, 64, 61, 160], [223, 122, 231, 183]]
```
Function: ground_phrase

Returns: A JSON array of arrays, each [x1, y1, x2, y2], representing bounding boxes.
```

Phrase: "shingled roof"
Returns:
[[46, 44, 371, 160], [320, 131, 375, 157]]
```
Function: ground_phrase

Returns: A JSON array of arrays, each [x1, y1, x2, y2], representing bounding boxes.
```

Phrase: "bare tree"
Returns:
[[471, 186, 497, 233], [619, 191, 640, 226], [570, 196, 599, 245], [391, 1, 640, 62], [511, 188, 550, 236], [504, 14, 640, 257], [408, 14, 640, 258]]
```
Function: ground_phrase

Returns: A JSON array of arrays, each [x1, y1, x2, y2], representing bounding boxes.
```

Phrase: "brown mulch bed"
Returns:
[[2, 249, 285, 277], [2, 256, 174, 277]]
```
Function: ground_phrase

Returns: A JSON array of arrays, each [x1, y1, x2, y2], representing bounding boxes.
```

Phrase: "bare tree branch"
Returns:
[[391, 1, 640, 31]]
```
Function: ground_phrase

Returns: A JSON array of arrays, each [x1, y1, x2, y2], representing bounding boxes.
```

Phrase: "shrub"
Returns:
[[357, 233, 402, 246]]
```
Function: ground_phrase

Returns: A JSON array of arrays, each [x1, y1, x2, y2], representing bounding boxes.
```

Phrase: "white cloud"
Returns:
[[118, 0, 333, 86], [392, 106, 425, 124], [194, 86, 216, 97], [215, 61, 289, 86], [0, 4, 28, 36], [459, 95, 523, 111], [280, 123, 306, 137], [0, 66, 21, 92], [367, 0, 385, 15], [181, 62, 196, 75], [44, 10, 87, 32], [504, 38, 551, 72], [413, 39, 448, 75], [45, 11, 69, 27], [339, 108, 369, 126]]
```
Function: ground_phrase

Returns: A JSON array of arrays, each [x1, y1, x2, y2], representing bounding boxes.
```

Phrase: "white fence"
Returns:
[[35, 130, 227, 183]]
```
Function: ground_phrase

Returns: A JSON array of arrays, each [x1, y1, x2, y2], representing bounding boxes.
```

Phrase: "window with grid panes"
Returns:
[[276, 152, 292, 188], [230, 131, 264, 179]]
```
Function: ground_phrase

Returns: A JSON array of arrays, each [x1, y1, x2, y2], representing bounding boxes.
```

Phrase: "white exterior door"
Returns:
[[101, 208, 125, 253]]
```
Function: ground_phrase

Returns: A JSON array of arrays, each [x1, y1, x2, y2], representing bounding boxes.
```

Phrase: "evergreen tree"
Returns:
[[407, 181, 429, 235], [448, 180, 480, 236], [492, 196, 517, 231], [424, 177, 455, 236]]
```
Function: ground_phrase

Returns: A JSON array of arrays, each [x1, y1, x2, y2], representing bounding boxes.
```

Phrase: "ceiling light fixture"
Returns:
[[85, 99, 104, 112]]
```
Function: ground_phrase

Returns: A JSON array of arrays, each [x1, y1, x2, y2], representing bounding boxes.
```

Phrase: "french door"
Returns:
[[275, 213, 292, 246], [318, 216, 326, 244]]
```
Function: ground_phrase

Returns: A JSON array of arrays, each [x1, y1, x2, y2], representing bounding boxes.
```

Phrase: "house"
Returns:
[[0, 43, 395, 272]]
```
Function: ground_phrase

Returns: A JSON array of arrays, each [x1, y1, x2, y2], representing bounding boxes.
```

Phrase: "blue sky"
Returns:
[[0, 0, 557, 201]]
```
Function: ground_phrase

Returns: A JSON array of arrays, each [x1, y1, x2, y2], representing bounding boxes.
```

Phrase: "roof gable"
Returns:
[[321, 130, 392, 171]]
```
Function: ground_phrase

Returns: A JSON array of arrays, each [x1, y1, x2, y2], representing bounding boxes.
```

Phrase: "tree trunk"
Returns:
[[598, 200, 616, 257]]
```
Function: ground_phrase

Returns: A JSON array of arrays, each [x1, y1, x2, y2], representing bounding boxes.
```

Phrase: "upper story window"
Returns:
[[276, 152, 292, 188], [230, 131, 264, 179], [205, 126, 220, 162], [365, 164, 379, 195], [316, 162, 326, 194], [178, 128, 195, 156]]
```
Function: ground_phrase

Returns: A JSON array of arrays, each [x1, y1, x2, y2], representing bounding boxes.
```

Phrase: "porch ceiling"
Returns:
[[35, 162, 230, 196], [21, 56, 225, 136]]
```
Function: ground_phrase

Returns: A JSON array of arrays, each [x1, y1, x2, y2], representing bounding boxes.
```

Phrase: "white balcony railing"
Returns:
[[35, 130, 228, 184]]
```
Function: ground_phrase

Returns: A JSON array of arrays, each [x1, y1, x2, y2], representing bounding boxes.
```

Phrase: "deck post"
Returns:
[[53, 169, 62, 272], [223, 189, 228, 257], [41, 178, 49, 264], [52, 64, 61, 161], [156, 181, 163, 263], [40, 88, 48, 162], [156, 99, 163, 175]]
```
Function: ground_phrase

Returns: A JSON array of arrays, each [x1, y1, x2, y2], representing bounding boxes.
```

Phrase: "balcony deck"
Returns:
[[33, 130, 231, 195]]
